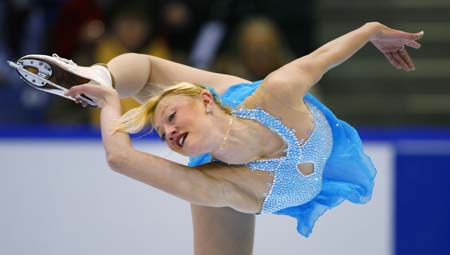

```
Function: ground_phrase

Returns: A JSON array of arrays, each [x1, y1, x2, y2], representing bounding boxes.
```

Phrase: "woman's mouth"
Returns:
[[176, 133, 188, 147]]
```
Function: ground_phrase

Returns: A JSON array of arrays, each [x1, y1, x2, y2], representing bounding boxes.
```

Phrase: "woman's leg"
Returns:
[[191, 204, 255, 255], [106, 53, 151, 100]]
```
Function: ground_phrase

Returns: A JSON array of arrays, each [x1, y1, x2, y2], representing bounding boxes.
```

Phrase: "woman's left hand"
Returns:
[[369, 23, 424, 71], [64, 84, 119, 108]]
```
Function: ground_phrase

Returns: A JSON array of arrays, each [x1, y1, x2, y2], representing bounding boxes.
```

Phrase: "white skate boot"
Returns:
[[7, 54, 113, 107]]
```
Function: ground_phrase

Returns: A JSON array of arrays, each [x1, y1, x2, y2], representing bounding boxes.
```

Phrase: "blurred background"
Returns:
[[0, 0, 449, 254]]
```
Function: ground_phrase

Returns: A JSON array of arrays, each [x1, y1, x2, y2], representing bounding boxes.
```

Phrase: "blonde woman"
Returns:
[[13, 22, 422, 255]]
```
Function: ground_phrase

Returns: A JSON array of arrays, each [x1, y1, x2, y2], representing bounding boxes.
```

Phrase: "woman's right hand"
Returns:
[[368, 22, 424, 71], [64, 84, 120, 108]]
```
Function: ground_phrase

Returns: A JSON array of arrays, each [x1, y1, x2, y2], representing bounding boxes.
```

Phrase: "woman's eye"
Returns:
[[161, 133, 166, 141], [168, 112, 176, 122]]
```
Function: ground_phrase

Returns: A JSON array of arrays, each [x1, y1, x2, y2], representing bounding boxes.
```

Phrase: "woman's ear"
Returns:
[[200, 90, 214, 107], [200, 90, 215, 114]]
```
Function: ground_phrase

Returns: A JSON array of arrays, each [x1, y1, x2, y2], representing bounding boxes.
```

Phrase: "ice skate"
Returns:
[[7, 54, 113, 107]]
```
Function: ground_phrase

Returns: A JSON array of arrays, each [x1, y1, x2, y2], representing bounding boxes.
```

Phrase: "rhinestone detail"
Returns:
[[233, 101, 333, 214]]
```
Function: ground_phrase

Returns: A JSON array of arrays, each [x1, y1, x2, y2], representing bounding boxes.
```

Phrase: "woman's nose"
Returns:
[[167, 127, 177, 141]]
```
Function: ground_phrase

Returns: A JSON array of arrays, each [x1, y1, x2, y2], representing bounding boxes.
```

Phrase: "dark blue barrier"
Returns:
[[396, 155, 450, 255], [0, 124, 160, 140], [1, 125, 450, 141]]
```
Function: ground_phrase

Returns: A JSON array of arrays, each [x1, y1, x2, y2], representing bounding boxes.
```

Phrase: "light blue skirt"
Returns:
[[188, 80, 377, 237]]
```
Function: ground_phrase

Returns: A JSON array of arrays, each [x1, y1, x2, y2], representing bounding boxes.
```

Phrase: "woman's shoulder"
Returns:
[[243, 81, 307, 113], [217, 78, 307, 118], [219, 80, 263, 109]]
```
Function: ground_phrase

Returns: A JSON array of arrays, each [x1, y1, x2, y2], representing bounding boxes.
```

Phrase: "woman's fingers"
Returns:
[[386, 29, 424, 40], [76, 96, 88, 108], [395, 30, 423, 49], [64, 84, 91, 97], [73, 96, 88, 107], [401, 31, 424, 41], [381, 28, 423, 49], [391, 51, 408, 71], [410, 31, 424, 40], [65, 84, 104, 99], [375, 27, 422, 71], [64, 84, 117, 108], [404, 40, 421, 49], [65, 84, 100, 107], [385, 49, 416, 72], [384, 52, 402, 70], [398, 48, 415, 70], [390, 51, 414, 71]]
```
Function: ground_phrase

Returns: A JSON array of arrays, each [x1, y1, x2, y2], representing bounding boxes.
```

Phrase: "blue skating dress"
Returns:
[[188, 80, 377, 237]]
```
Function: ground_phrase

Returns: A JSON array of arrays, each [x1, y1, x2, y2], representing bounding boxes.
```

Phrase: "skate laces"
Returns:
[[52, 53, 76, 66]]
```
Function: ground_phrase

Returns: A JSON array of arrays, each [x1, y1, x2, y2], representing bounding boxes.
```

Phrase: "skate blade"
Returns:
[[7, 60, 97, 107]]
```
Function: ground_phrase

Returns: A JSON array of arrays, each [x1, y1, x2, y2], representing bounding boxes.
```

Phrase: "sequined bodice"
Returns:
[[233, 101, 333, 214]]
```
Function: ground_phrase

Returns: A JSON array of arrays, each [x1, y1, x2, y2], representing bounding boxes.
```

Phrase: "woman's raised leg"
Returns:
[[106, 53, 151, 100]]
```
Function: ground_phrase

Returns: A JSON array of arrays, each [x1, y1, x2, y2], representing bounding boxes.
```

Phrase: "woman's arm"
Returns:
[[99, 92, 232, 208], [65, 85, 258, 211], [107, 53, 250, 103], [261, 22, 423, 101]]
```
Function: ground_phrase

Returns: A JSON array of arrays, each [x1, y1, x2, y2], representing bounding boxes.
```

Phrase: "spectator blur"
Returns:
[[45, 0, 106, 124], [52, 0, 105, 61], [214, 16, 294, 81], [158, 1, 196, 63], [0, 0, 60, 124], [89, 2, 170, 126], [0, 0, 316, 126], [95, 6, 168, 62]]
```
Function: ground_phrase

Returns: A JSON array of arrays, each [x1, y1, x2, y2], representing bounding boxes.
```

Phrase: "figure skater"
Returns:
[[10, 22, 423, 255]]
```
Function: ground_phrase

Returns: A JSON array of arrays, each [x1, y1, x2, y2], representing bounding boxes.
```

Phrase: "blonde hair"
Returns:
[[113, 82, 231, 134]]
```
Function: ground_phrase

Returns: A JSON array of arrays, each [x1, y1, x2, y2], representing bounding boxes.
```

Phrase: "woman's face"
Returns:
[[153, 94, 213, 156]]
